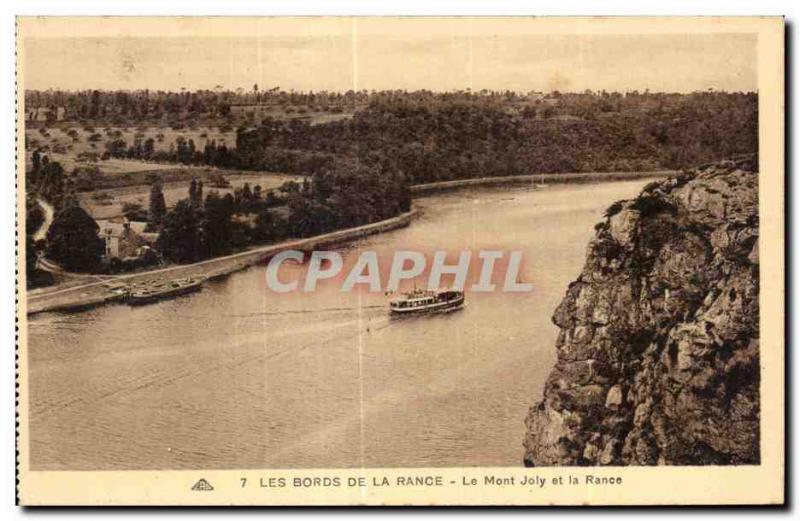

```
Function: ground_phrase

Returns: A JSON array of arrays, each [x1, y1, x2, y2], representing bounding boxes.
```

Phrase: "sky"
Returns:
[[21, 19, 758, 93]]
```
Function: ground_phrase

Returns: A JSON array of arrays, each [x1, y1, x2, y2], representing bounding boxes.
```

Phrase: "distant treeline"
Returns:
[[26, 88, 598, 122], [25, 87, 373, 122], [79, 90, 759, 182], [233, 91, 758, 180]]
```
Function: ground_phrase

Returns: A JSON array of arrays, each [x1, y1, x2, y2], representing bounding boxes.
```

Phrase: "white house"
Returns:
[[96, 218, 151, 261]]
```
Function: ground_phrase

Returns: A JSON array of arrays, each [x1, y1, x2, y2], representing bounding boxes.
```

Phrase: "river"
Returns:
[[26, 178, 652, 470]]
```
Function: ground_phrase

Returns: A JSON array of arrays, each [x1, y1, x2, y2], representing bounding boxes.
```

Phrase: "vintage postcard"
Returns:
[[15, 16, 784, 506]]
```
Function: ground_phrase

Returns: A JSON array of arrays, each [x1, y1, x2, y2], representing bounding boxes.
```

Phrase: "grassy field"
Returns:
[[79, 171, 302, 219], [25, 121, 309, 219], [24, 123, 242, 190], [25, 122, 236, 160], [25, 108, 353, 162]]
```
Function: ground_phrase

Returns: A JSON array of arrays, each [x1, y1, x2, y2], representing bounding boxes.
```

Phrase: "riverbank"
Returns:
[[26, 209, 416, 315], [26, 169, 674, 315], [410, 170, 675, 195]]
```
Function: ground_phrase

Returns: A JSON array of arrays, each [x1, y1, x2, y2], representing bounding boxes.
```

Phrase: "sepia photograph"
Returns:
[[14, 15, 784, 506]]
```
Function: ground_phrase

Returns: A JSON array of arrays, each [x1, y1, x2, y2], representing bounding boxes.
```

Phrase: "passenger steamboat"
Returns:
[[389, 288, 465, 315]]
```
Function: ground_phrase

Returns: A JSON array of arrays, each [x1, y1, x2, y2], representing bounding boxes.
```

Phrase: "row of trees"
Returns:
[[25, 87, 372, 123], [103, 136, 239, 168], [26, 87, 554, 123], [26, 87, 753, 123], [155, 160, 410, 264]]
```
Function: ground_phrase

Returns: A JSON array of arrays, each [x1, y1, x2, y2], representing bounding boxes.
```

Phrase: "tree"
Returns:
[[156, 199, 202, 263], [25, 197, 43, 277], [105, 138, 127, 157], [31, 150, 41, 181], [188, 139, 197, 163], [122, 202, 148, 221], [176, 137, 191, 164], [202, 192, 234, 257], [188, 178, 204, 209], [90, 89, 101, 118], [148, 180, 167, 228], [203, 140, 217, 165], [143, 137, 155, 159], [279, 180, 301, 193], [45, 204, 105, 272], [25, 197, 54, 288], [38, 161, 66, 205], [188, 178, 200, 208]]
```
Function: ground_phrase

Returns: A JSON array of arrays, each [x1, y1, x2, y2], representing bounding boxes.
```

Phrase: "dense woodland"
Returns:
[[26, 88, 758, 275], [234, 91, 757, 180], [29, 89, 758, 179]]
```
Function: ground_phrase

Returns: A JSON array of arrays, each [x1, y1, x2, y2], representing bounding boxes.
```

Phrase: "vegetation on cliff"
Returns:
[[524, 156, 760, 466]]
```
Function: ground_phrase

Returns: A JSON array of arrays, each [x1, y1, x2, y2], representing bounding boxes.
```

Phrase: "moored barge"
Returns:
[[128, 277, 204, 306]]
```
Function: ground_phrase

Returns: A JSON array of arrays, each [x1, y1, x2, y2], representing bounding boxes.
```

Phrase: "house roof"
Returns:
[[96, 220, 127, 238], [128, 221, 148, 234], [96, 218, 148, 238]]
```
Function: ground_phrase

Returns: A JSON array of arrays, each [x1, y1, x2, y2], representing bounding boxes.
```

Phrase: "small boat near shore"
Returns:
[[128, 277, 204, 306], [103, 283, 133, 304], [389, 288, 465, 315]]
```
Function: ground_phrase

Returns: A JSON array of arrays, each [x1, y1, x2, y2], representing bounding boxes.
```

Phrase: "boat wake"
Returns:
[[221, 304, 385, 319]]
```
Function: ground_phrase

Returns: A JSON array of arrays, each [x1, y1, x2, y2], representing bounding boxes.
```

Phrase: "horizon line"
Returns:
[[23, 87, 759, 95]]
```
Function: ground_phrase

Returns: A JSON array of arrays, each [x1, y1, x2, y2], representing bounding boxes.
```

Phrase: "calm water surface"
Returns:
[[27, 179, 650, 470]]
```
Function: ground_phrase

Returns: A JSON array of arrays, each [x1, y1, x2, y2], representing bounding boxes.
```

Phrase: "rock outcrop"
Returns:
[[523, 157, 760, 466]]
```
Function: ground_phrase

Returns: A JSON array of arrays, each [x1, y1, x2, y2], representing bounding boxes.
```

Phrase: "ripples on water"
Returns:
[[27, 179, 651, 470]]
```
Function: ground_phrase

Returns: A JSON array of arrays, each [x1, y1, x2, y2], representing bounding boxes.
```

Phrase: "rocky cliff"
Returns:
[[523, 157, 760, 466]]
